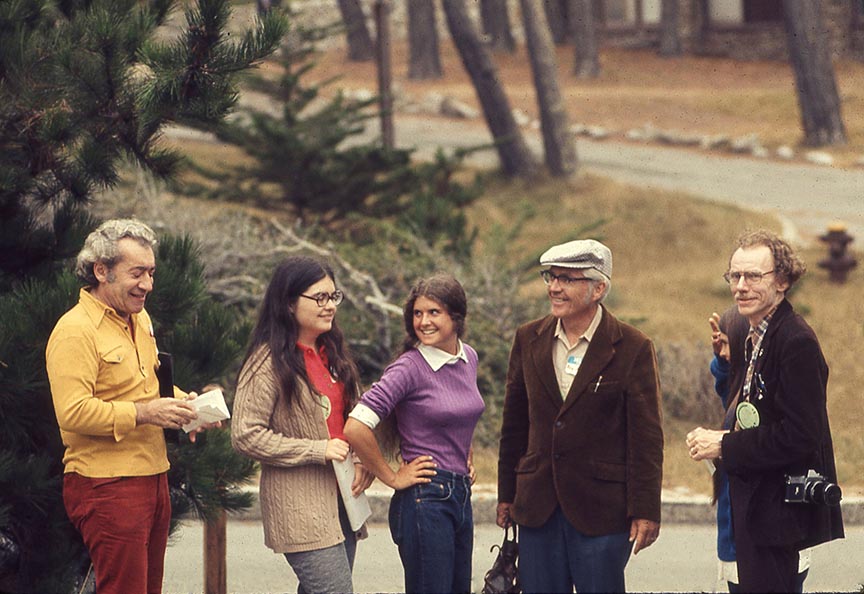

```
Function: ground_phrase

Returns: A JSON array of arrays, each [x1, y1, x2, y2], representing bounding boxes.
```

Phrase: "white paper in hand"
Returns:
[[182, 388, 230, 433], [332, 458, 372, 531]]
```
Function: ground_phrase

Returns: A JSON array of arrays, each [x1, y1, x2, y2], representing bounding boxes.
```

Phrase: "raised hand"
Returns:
[[709, 312, 730, 361]]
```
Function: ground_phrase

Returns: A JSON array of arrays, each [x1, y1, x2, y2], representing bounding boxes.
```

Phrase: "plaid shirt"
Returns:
[[742, 311, 774, 402]]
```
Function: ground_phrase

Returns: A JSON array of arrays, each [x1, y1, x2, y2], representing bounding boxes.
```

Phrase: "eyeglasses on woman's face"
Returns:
[[299, 290, 344, 307]]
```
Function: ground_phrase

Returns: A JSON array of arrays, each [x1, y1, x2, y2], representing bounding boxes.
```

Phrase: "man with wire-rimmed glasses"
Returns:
[[687, 229, 844, 592], [497, 239, 664, 593]]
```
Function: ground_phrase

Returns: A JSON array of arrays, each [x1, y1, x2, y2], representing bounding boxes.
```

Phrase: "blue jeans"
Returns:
[[519, 506, 632, 593], [388, 468, 473, 594], [284, 497, 357, 594]]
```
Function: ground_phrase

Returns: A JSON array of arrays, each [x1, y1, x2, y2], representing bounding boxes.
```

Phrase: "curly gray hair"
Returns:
[[75, 219, 157, 287]]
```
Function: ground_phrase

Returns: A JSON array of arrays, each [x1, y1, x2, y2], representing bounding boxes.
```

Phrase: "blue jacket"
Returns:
[[709, 354, 736, 562]]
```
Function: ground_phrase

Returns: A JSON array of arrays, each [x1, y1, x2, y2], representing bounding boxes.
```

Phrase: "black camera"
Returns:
[[784, 470, 842, 506]]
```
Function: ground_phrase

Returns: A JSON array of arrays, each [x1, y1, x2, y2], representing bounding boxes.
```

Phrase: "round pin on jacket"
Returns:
[[320, 394, 332, 419], [736, 401, 760, 429]]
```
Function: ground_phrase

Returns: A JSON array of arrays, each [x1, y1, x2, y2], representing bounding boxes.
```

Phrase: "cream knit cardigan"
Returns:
[[231, 347, 345, 554]]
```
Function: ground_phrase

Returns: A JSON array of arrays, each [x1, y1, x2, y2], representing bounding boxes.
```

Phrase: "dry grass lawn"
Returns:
[[463, 175, 864, 498]]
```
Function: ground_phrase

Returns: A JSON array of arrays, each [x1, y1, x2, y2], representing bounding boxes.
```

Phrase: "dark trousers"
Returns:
[[63, 472, 171, 594], [388, 468, 473, 594], [519, 506, 632, 593], [732, 507, 799, 593], [729, 569, 808, 593]]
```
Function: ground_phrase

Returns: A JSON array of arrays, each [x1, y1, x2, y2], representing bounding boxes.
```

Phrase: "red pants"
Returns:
[[63, 473, 171, 594]]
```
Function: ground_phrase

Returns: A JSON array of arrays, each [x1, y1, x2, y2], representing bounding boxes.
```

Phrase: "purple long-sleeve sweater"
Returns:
[[359, 344, 485, 476]]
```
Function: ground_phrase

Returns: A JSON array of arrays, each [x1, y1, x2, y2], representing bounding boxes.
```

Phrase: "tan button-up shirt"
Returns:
[[552, 306, 603, 398]]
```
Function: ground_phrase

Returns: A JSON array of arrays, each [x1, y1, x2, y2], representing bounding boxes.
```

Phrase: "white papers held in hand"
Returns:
[[182, 388, 230, 433], [332, 457, 372, 531]]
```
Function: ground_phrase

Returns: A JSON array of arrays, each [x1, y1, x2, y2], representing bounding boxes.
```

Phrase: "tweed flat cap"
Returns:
[[539, 239, 612, 278]]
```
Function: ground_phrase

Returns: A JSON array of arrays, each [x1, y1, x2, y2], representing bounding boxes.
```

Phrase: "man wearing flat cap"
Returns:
[[496, 239, 664, 593]]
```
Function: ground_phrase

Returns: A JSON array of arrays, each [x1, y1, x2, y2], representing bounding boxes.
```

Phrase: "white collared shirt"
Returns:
[[553, 306, 603, 399], [417, 340, 468, 371]]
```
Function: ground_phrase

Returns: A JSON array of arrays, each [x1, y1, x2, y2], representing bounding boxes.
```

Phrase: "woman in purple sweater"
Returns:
[[344, 274, 485, 594]]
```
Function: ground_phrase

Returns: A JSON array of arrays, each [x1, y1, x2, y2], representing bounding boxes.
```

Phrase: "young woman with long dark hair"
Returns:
[[231, 256, 373, 593]]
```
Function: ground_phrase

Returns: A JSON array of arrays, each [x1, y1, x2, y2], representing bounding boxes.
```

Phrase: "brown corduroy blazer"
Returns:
[[497, 307, 664, 535]]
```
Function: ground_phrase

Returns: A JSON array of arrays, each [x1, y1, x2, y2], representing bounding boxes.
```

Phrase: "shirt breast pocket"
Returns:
[[101, 344, 125, 364], [98, 344, 132, 389]]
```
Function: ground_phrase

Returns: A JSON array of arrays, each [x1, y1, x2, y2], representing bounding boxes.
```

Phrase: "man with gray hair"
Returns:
[[497, 239, 664, 593], [46, 219, 208, 594]]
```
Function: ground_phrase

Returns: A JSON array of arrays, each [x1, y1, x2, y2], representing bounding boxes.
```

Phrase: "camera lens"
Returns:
[[807, 480, 842, 506]]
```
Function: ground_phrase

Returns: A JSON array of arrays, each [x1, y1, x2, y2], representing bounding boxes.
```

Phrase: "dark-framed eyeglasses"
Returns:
[[299, 290, 344, 307], [540, 270, 593, 286], [723, 270, 775, 285]]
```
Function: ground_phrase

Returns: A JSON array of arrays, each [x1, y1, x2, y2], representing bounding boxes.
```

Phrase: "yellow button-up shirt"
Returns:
[[46, 288, 180, 477]]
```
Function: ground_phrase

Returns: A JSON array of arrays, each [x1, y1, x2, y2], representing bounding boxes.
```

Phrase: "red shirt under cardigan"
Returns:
[[298, 343, 346, 439]]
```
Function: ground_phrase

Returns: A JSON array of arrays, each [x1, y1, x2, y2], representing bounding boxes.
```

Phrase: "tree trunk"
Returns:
[[204, 510, 227, 594], [375, 0, 395, 148], [521, 0, 578, 176], [544, 0, 570, 45], [658, 0, 682, 57], [256, 0, 280, 15], [480, 0, 516, 53], [569, 0, 600, 78], [337, 0, 375, 62], [781, 0, 847, 146], [442, 0, 536, 177], [407, 0, 443, 79]]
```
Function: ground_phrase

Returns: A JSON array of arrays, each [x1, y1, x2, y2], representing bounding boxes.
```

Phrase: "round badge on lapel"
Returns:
[[320, 394, 332, 419], [736, 401, 760, 429]]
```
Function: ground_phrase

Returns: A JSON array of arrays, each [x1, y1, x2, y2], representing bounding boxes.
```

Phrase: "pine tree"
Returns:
[[0, 0, 284, 591], [206, 22, 414, 222], [186, 18, 482, 258]]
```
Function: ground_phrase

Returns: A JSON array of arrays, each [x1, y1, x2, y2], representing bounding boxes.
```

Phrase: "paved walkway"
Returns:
[[173, 93, 864, 244], [386, 115, 864, 245], [163, 520, 864, 593]]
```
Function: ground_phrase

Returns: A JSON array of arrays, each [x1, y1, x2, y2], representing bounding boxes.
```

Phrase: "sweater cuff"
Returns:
[[312, 439, 329, 465]]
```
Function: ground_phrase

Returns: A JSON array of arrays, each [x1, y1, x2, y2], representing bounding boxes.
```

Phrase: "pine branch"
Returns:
[[267, 218, 402, 316]]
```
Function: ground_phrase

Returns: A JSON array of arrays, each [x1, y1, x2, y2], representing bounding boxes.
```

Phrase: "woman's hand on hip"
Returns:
[[390, 455, 437, 490]]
